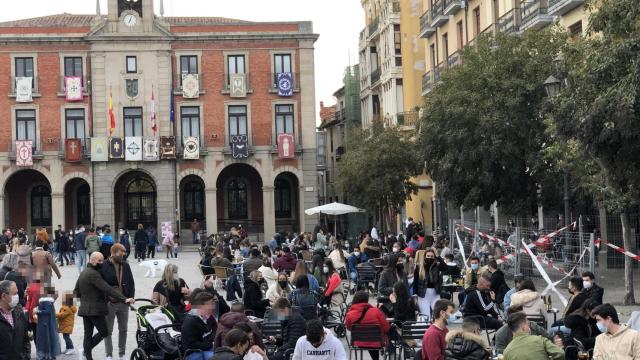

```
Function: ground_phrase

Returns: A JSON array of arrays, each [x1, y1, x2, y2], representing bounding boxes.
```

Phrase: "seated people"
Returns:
[[273, 247, 298, 273], [362, 237, 382, 259], [444, 317, 491, 360], [581, 271, 604, 305], [200, 246, 216, 275], [422, 299, 455, 360], [211, 244, 234, 269], [182, 291, 216, 360], [242, 270, 270, 318], [459, 256, 485, 307], [345, 291, 390, 360], [503, 274, 524, 316], [152, 264, 190, 322], [442, 254, 461, 280], [563, 299, 600, 355], [503, 312, 565, 360], [293, 319, 346, 360], [266, 272, 292, 304], [486, 260, 509, 306], [292, 261, 320, 292], [389, 282, 416, 323], [242, 249, 264, 279], [510, 279, 545, 317], [592, 303, 640, 360], [212, 329, 250, 360], [214, 303, 264, 350], [327, 243, 350, 271], [553, 276, 589, 330], [288, 274, 320, 320], [378, 253, 408, 302], [321, 259, 345, 306], [462, 273, 503, 330], [347, 249, 367, 285], [495, 305, 555, 354], [231, 323, 268, 360], [258, 258, 278, 290], [270, 298, 306, 360], [201, 276, 231, 317]]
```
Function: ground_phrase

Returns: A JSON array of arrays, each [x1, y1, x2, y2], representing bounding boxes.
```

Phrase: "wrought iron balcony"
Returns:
[[520, 0, 554, 31], [430, 1, 450, 27], [371, 68, 381, 85], [422, 71, 432, 95], [174, 73, 205, 96], [447, 51, 462, 68], [58, 138, 91, 159], [9, 76, 40, 98], [444, 0, 465, 15], [548, 0, 584, 16], [8, 138, 44, 159], [222, 73, 253, 94], [433, 63, 443, 83], [57, 76, 91, 97], [498, 9, 520, 34], [269, 72, 301, 92], [368, 17, 380, 37], [397, 111, 420, 128], [419, 11, 436, 38], [391, 1, 401, 13]]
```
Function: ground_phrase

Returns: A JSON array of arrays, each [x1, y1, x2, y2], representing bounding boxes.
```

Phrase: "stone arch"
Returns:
[[212, 159, 265, 186], [61, 171, 91, 189], [110, 167, 158, 190], [1, 164, 53, 194], [271, 165, 304, 185], [177, 168, 206, 185]]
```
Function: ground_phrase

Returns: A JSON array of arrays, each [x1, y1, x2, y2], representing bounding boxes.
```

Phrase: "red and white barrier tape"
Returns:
[[595, 239, 640, 261], [458, 224, 515, 249], [535, 222, 577, 245]]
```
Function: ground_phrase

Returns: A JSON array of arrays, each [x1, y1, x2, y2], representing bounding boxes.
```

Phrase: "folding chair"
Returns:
[[348, 324, 384, 360], [261, 320, 284, 355], [463, 315, 497, 346], [399, 321, 431, 360], [356, 263, 378, 294], [527, 314, 547, 330]]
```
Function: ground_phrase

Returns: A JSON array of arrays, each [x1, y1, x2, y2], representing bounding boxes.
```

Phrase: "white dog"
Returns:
[[139, 259, 168, 278]]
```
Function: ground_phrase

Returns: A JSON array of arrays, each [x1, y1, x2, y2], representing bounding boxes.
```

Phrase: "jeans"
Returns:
[[82, 315, 109, 360], [192, 232, 198, 244], [76, 250, 87, 273], [105, 302, 129, 357], [62, 333, 74, 350], [185, 350, 214, 360], [466, 315, 503, 330], [58, 251, 70, 265], [147, 245, 156, 259]]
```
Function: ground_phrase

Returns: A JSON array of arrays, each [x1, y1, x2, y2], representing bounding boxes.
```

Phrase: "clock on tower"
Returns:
[[118, 0, 143, 17]]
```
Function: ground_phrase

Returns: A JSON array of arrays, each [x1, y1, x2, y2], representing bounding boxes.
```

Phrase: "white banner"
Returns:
[[125, 137, 143, 161], [65, 76, 83, 101], [16, 77, 33, 102], [454, 229, 468, 270], [521, 240, 568, 306]]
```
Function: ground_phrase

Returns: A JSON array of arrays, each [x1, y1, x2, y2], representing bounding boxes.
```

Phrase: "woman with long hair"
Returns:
[[412, 248, 445, 320], [327, 242, 349, 270], [311, 254, 326, 287], [266, 272, 292, 303], [293, 260, 320, 291], [258, 257, 279, 289], [152, 263, 190, 321], [320, 258, 344, 307]]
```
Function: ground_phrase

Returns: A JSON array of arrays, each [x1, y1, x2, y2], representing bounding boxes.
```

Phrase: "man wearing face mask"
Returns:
[[459, 256, 485, 307], [100, 243, 135, 360], [182, 292, 217, 360], [422, 299, 456, 360], [592, 303, 640, 360], [0, 280, 30, 359], [74, 252, 135, 360], [581, 271, 604, 305], [270, 298, 306, 360], [347, 248, 366, 285]]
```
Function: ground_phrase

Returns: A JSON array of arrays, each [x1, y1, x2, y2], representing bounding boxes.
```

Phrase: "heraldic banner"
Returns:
[[231, 134, 248, 159], [183, 137, 200, 160], [143, 137, 159, 161], [125, 137, 143, 161], [230, 73, 247, 98], [15, 140, 33, 167], [65, 139, 83, 162], [91, 137, 109, 162], [65, 76, 83, 101], [277, 133, 295, 159], [16, 77, 33, 103], [109, 137, 124, 159], [276, 72, 293, 97], [182, 74, 200, 99], [160, 136, 176, 159]]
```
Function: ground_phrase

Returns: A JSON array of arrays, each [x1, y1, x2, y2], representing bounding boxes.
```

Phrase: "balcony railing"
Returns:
[[58, 138, 91, 159], [548, 0, 584, 16], [174, 73, 205, 95], [422, 71, 432, 95], [334, 109, 346, 122], [269, 72, 300, 92], [431, 1, 449, 27], [9, 76, 40, 97], [8, 138, 44, 158], [397, 111, 420, 127], [58, 76, 90, 96], [498, 9, 520, 34], [447, 51, 462, 68], [391, 1, 401, 13], [444, 0, 465, 15], [419, 11, 436, 38], [433, 63, 443, 83], [370, 68, 381, 85], [368, 17, 380, 36], [481, 23, 496, 36], [520, 0, 554, 31], [222, 73, 253, 94]]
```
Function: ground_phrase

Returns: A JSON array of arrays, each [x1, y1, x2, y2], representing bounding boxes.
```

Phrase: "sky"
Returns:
[[0, 0, 365, 122]]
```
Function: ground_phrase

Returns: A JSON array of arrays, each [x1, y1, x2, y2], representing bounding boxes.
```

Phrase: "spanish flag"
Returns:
[[109, 91, 115, 135]]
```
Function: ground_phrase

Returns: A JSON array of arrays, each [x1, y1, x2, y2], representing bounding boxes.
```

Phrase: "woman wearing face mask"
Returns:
[[182, 291, 217, 360], [243, 271, 270, 319], [413, 249, 446, 321], [152, 264, 190, 322], [563, 299, 600, 356], [266, 273, 292, 304], [100, 244, 135, 360], [378, 254, 408, 309], [320, 259, 344, 307]]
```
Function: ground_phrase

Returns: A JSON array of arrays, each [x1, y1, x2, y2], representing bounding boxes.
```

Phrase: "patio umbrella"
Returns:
[[305, 202, 366, 236]]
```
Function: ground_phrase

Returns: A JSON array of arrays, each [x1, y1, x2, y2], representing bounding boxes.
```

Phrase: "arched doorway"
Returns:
[[64, 178, 91, 229], [274, 172, 300, 233], [216, 164, 263, 234], [4, 169, 52, 231], [114, 171, 157, 230], [180, 175, 205, 230]]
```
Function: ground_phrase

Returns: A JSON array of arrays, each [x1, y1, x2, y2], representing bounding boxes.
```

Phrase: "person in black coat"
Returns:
[[0, 280, 30, 360], [57, 231, 71, 266], [581, 271, 604, 305], [445, 318, 491, 360], [133, 224, 149, 262], [463, 274, 503, 330], [269, 298, 306, 360], [563, 299, 600, 354], [243, 271, 269, 318], [487, 260, 509, 306], [212, 329, 250, 360], [181, 291, 217, 359]]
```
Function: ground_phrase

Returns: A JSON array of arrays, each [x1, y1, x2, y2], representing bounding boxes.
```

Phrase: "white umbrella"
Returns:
[[305, 202, 365, 236]]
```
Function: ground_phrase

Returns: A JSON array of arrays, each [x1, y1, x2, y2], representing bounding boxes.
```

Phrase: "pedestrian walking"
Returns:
[[100, 244, 135, 360], [100, 229, 115, 260], [55, 293, 77, 355], [0, 280, 30, 359], [147, 227, 157, 259], [133, 224, 148, 262], [34, 286, 61, 360], [85, 228, 102, 257], [162, 232, 175, 259], [191, 219, 201, 244], [118, 229, 131, 260], [31, 240, 62, 287], [74, 226, 87, 273], [57, 231, 71, 266], [73, 252, 134, 360]]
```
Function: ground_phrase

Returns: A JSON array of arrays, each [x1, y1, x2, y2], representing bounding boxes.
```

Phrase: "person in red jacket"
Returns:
[[320, 258, 344, 307], [273, 247, 297, 272], [345, 291, 390, 360], [422, 299, 455, 360]]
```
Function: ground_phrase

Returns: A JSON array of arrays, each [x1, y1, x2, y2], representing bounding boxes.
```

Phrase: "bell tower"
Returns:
[[108, 0, 154, 22]]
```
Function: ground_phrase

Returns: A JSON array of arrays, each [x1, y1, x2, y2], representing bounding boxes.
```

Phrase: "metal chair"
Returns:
[[527, 314, 547, 330], [293, 304, 318, 321], [463, 315, 498, 346], [355, 263, 378, 294], [261, 320, 284, 355], [399, 321, 431, 360], [347, 324, 385, 360]]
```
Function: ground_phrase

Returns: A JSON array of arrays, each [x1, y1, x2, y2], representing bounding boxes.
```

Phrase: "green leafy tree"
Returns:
[[550, 0, 640, 304], [337, 119, 421, 231], [419, 30, 566, 216]]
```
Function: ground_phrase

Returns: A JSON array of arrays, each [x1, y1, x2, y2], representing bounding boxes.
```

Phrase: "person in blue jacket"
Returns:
[[147, 227, 158, 259]]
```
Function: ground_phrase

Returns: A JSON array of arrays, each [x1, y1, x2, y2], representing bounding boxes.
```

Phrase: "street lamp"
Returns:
[[544, 75, 562, 97]]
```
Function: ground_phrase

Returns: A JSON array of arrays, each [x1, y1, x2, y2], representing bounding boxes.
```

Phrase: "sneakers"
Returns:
[[78, 349, 85, 360], [106, 356, 113, 360], [64, 348, 76, 355]]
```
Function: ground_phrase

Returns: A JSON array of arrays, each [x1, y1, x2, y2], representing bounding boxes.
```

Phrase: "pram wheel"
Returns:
[[130, 348, 149, 360]]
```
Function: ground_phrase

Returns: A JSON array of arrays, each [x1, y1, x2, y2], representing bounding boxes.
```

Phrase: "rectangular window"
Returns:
[[124, 107, 143, 137], [228, 105, 248, 137], [16, 109, 36, 149], [65, 109, 85, 139], [474, 7, 481, 36], [228, 55, 246, 75], [64, 57, 83, 77], [180, 55, 198, 74], [275, 104, 294, 135], [442, 33, 449, 60], [457, 21, 464, 49], [126, 56, 137, 74], [429, 44, 436, 70], [181, 106, 200, 141], [569, 21, 582, 37], [274, 53, 292, 85], [15, 57, 35, 88]]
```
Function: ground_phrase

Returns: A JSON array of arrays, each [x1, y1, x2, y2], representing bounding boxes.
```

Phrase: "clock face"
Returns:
[[123, 14, 137, 27]]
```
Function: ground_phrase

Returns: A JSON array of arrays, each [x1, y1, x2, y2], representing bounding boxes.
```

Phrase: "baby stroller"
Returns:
[[130, 299, 203, 360]]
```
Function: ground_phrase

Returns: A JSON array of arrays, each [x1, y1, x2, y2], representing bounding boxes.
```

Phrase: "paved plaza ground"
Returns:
[[39, 250, 638, 360]]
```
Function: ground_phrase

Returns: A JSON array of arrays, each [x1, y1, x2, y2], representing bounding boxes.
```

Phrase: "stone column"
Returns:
[[51, 193, 65, 229], [205, 188, 217, 234], [299, 186, 306, 233], [0, 195, 5, 231], [263, 186, 276, 239]]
